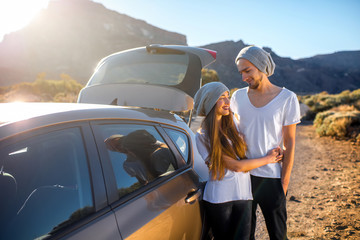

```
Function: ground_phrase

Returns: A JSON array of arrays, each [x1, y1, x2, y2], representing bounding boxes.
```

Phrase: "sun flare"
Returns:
[[0, 0, 49, 40]]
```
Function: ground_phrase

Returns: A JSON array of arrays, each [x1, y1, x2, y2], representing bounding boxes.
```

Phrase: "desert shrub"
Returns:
[[350, 89, 360, 101], [314, 111, 335, 127], [201, 68, 219, 86], [299, 88, 360, 120], [303, 98, 315, 107], [316, 117, 350, 138], [353, 99, 360, 110], [314, 101, 331, 112], [331, 105, 357, 112], [10, 82, 36, 94], [319, 91, 329, 95], [334, 90, 351, 105], [32, 74, 83, 97], [53, 92, 79, 103], [324, 97, 336, 106], [0, 73, 83, 103], [0, 86, 9, 95], [314, 105, 360, 141]]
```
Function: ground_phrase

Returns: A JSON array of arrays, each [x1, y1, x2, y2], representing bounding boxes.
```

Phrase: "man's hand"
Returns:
[[281, 123, 297, 195], [282, 181, 289, 195]]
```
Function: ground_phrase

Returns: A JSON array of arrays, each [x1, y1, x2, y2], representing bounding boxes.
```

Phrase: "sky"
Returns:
[[0, 0, 359, 59]]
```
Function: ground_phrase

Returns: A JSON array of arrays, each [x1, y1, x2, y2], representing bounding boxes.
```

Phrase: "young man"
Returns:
[[229, 46, 301, 240]]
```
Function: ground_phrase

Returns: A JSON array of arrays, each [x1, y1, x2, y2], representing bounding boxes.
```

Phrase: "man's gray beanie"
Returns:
[[235, 46, 275, 76], [194, 82, 229, 116]]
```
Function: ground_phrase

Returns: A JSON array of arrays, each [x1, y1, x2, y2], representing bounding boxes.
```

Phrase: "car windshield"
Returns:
[[88, 52, 189, 86]]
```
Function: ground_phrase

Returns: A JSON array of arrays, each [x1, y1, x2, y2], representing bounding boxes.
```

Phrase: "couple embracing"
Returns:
[[194, 46, 301, 240]]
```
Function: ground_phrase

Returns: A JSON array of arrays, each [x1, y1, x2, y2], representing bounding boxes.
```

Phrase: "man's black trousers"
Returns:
[[250, 175, 288, 240]]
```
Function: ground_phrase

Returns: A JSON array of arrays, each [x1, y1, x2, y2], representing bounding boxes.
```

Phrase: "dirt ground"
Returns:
[[254, 121, 360, 239]]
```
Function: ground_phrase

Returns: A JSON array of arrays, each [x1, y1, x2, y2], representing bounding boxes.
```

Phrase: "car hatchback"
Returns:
[[78, 44, 217, 123]]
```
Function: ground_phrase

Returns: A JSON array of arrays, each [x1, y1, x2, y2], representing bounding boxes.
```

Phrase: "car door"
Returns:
[[91, 120, 204, 240], [0, 122, 121, 240]]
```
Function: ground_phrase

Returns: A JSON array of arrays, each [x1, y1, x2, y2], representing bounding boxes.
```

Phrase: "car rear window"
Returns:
[[88, 52, 189, 86], [164, 128, 189, 163]]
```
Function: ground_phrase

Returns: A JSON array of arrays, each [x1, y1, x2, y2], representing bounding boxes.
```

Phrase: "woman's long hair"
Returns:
[[202, 106, 247, 180]]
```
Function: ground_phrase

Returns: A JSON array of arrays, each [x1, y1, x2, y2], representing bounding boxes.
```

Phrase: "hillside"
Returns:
[[200, 41, 360, 94], [0, 0, 186, 85], [0, 0, 359, 94]]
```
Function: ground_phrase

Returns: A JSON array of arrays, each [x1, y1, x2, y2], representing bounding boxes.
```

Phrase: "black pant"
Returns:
[[250, 175, 287, 240], [204, 200, 252, 240]]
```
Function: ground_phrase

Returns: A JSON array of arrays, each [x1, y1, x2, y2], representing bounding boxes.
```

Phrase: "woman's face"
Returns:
[[215, 91, 230, 117]]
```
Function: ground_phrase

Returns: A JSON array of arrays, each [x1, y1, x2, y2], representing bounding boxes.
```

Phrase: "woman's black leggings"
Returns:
[[204, 200, 252, 240]]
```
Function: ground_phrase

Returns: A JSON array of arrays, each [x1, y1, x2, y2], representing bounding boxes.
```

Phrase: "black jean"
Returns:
[[204, 200, 252, 240], [250, 175, 288, 240]]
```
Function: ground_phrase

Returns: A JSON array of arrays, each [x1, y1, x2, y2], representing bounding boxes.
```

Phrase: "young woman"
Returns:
[[194, 82, 282, 240]]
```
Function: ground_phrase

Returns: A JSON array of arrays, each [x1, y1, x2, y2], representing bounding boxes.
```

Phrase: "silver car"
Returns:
[[0, 45, 216, 239]]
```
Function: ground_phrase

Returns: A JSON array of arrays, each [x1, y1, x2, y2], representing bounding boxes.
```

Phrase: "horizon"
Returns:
[[0, 0, 359, 59]]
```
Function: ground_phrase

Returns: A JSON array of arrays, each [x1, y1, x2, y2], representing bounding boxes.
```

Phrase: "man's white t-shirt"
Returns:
[[230, 87, 301, 178], [195, 129, 253, 203]]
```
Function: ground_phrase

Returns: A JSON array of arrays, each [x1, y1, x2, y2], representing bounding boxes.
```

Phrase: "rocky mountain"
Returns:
[[0, 0, 359, 95], [0, 0, 186, 85], [201, 41, 360, 94]]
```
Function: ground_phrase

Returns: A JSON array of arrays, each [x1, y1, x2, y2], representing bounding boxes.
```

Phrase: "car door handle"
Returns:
[[185, 189, 202, 204]]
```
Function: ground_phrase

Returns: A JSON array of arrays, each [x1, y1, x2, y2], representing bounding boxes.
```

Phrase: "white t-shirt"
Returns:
[[230, 87, 301, 178], [195, 130, 253, 203]]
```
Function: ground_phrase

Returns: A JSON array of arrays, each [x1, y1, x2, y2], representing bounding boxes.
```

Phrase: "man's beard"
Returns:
[[247, 76, 262, 89], [248, 79, 260, 89]]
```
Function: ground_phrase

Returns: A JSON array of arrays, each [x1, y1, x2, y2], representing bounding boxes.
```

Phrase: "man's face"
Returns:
[[236, 58, 265, 89]]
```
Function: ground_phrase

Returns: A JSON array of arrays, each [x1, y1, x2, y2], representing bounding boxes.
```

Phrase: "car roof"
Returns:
[[0, 102, 188, 141]]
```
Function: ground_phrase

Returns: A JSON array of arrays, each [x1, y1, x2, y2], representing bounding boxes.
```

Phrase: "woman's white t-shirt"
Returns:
[[195, 129, 253, 203]]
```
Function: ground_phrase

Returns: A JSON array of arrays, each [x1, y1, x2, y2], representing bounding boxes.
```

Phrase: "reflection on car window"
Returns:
[[89, 53, 189, 86], [0, 128, 94, 240], [101, 125, 177, 198], [164, 128, 189, 163]]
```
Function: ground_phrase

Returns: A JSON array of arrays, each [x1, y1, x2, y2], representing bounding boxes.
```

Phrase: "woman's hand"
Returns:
[[223, 148, 283, 173], [205, 160, 210, 168], [266, 147, 283, 163]]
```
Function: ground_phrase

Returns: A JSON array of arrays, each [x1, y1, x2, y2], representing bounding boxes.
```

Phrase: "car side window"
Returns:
[[0, 128, 94, 240], [99, 124, 177, 198], [164, 128, 189, 163]]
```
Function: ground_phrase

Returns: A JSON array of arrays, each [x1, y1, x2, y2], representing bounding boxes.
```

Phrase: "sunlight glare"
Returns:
[[9, 147, 28, 156], [0, 0, 49, 40]]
